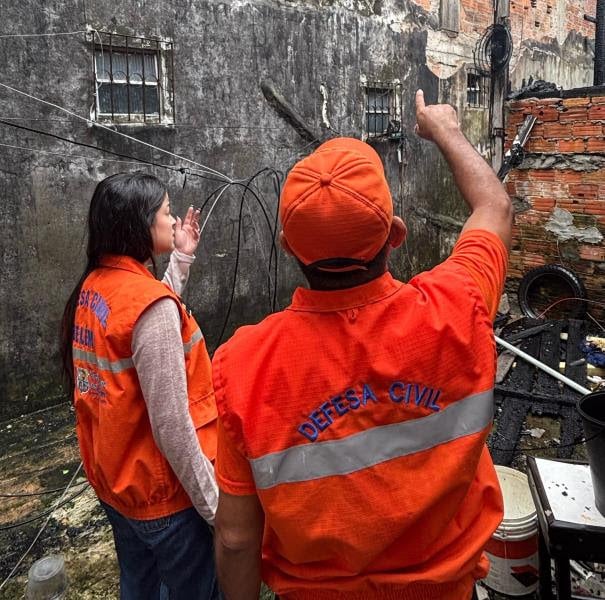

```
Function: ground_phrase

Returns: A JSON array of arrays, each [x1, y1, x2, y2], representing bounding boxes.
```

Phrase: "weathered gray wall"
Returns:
[[0, 0, 596, 419], [0, 0, 443, 419]]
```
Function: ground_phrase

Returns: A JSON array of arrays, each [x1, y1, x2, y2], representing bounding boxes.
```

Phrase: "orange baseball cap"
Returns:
[[279, 137, 393, 270]]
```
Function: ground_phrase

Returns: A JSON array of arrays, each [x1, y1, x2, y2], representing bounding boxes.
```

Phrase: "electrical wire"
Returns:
[[217, 183, 247, 346], [0, 142, 161, 167], [0, 81, 232, 182], [536, 296, 605, 319], [0, 117, 285, 130], [0, 463, 85, 591], [0, 30, 88, 38], [0, 114, 282, 319], [0, 481, 88, 498], [0, 119, 227, 182], [198, 184, 232, 235], [0, 482, 88, 533]]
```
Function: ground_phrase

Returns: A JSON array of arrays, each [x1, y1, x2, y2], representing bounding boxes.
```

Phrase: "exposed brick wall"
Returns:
[[505, 91, 605, 310], [508, 0, 596, 48]]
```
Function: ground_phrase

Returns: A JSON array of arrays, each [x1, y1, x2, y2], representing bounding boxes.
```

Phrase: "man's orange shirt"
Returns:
[[213, 230, 508, 600]]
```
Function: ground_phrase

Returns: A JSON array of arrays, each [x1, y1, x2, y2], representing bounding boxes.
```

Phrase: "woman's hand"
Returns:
[[174, 206, 201, 256]]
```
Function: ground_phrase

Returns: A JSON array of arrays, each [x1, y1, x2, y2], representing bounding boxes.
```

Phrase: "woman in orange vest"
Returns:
[[60, 173, 219, 599]]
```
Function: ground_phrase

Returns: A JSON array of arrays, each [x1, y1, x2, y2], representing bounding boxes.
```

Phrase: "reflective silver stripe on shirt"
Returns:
[[250, 389, 494, 490], [73, 347, 134, 373], [73, 328, 202, 371], [183, 328, 203, 354]]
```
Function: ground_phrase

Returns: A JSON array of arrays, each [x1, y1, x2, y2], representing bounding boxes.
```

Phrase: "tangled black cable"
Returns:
[[473, 24, 513, 77], [210, 169, 282, 346], [0, 483, 87, 498], [0, 484, 89, 531], [1, 116, 286, 342]]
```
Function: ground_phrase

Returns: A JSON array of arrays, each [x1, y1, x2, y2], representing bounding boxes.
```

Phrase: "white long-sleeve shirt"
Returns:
[[131, 250, 218, 524]]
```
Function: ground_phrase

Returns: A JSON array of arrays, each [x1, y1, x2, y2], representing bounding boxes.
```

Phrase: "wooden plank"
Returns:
[[490, 399, 530, 465], [532, 321, 563, 415]]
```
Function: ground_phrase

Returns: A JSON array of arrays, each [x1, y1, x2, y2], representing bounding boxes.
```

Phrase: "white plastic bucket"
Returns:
[[483, 466, 539, 596]]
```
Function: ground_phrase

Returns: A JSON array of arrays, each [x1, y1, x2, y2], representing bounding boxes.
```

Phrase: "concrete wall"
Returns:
[[0, 0, 437, 419], [0, 0, 598, 419]]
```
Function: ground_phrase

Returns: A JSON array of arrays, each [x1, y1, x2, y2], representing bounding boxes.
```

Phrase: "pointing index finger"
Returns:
[[415, 89, 425, 113]]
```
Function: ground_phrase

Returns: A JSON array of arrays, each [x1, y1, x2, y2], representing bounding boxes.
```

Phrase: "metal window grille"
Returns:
[[364, 83, 402, 139], [466, 71, 488, 108], [92, 31, 175, 124]]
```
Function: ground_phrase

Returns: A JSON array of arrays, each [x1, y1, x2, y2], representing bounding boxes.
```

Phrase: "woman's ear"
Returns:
[[388, 216, 407, 249]]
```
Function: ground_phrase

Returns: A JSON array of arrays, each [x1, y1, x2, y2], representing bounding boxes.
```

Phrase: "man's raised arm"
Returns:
[[414, 89, 513, 249]]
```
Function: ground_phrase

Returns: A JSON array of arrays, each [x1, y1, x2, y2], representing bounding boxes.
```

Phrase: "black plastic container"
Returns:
[[577, 391, 605, 516]]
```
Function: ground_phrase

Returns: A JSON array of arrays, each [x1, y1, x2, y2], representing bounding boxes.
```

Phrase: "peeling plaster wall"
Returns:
[[0, 0, 442, 419], [509, 33, 594, 90]]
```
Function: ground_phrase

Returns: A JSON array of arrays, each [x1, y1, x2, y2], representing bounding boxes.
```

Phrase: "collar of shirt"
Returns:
[[99, 255, 155, 279], [288, 271, 403, 313]]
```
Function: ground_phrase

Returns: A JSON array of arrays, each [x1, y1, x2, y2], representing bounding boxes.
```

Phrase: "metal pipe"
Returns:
[[596, 0, 605, 86], [495, 335, 591, 396]]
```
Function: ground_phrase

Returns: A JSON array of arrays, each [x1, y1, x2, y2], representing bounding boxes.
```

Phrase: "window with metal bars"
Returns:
[[466, 71, 488, 108], [363, 83, 402, 139], [92, 32, 174, 124]]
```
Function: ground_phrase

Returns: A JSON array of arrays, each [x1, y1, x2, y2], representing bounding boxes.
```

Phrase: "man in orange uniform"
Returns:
[[213, 90, 512, 600]]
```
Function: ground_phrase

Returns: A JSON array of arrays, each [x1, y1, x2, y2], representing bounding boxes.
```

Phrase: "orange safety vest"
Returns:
[[73, 255, 217, 520], [214, 268, 504, 600]]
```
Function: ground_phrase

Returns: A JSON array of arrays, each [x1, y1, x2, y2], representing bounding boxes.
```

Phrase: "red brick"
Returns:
[[531, 197, 556, 211], [529, 124, 545, 138], [528, 169, 556, 181], [555, 171, 584, 184], [569, 183, 599, 199], [530, 98, 562, 107], [584, 170, 605, 184], [507, 111, 526, 127], [523, 254, 547, 267], [556, 199, 582, 211], [538, 182, 568, 198], [562, 97, 591, 108], [535, 107, 561, 122], [578, 246, 605, 261], [559, 107, 589, 123], [592, 95, 605, 105], [527, 138, 557, 152], [515, 181, 534, 195], [509, 100, 535, 110], [572, 124, 603, 137], [587, 138, 605, 152], [583, 196, 605, 208], [524, 240, 552, 253], [515, 211, 542, 225], [557, 139, 586, 152], [589, 105, 605, 120], [543, 122, 573, 138]]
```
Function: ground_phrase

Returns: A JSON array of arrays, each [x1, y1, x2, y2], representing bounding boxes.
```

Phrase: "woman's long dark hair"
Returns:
[[60, 172, 167, 390]]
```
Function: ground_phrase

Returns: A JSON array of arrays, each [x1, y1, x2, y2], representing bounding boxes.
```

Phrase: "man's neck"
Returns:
[[306, 268, 388, 291]]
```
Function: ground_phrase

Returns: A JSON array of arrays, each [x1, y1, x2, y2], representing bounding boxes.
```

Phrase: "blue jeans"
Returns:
[[101, 501, 219, 600]]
